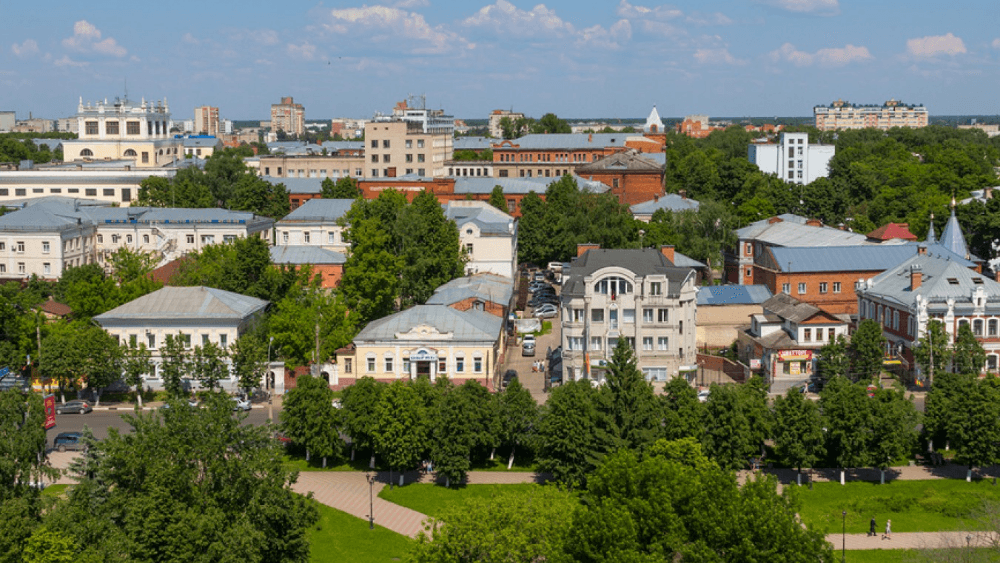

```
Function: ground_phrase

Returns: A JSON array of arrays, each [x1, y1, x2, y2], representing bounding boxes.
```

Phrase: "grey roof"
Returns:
[[926, 217, 937, 243], [454, 137, 493, 150], [697, 285, 773, 306], [672, 251, 707, 269], [426, 274, 514, 307], [763, 293, 828, 323], [182, 137, 221, 148], [939, 208, 971, 259], [453, 175, 608, 195], [562, 248, 694, 298], [444, 201, 513, 235], [496, 133, 630, 150], [0, 199, 272, 232], [268, 142, 325, 155], [270, 245, 346, 265], [263, 176, 321, 194], [279, 198, 355, 223], [769, 243, 975, 273], [736, 215, 872, 247], [630, 194, 700, 214], [862, 253, 1000, 308], [0, 196, 111, 209], [94, 286, 268, 324], [576, 150, 663, 173], [354, 305, 502, 343], [321, 141, 364, 152], [174, 157, 208, 169], [0, 203, 87, 232]]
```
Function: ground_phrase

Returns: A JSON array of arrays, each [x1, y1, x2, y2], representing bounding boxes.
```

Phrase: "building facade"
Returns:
[[62, 96, 182, 168], [488, 109, 524, 139], [363, 120, 453, 178], [194, 106, 220, 137], [444, 201, 517, 279], [696, 285, 773, 349], [270, 97, 305, 137], [575, 149, 665, 206], [748, 132, 835, 185], [561, 246, 698, 385], [0, 168, 173, 206], [814, 99, 928, 131], [273, 198, 353, 253]]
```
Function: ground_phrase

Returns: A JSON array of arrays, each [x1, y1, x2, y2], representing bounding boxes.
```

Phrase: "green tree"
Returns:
[[268, 280, 356, 369], [515, 191, 548, 265], [120, 341, 153, 408], [340, 376, 385, 464], [281, 374, 341, 467], [429, 381, 473, 487], [820, 376, 873, 484], [375, 380, 425, 486], [702, 382, 755, 470], [22, 527, 76, 563], [660, 376, 704, 441], [191, 341, 228, 392], [495, 378, 538, 469], [454, 380, 499, 463], [45, 394, 318, 562], [532, 113, 571, 134], [923, 371, 964, 452], [741, 375, 773, 458], [230, 332, 266, 396], [535, 380, 611, 488], [773, 388, 825, 485], [913, 319, 951, 384], [850, 319, 886, 382], [601, 339, 660, 452], [950, 376, 1000, 482], [78, 326, 123, 407], [953, 322, 987, 375], [321, 176, 361, 199], [159, 334, 190, 398], [170, 235, 279, 301], [487, 185, 506, 211], [817, 334, 851, 382], [869, 384, 919, 484], [397, 190, 465, 305], [40, 322, 88, 403], [340, 217, 401, 326]]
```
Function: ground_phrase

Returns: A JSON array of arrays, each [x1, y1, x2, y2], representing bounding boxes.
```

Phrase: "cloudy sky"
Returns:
[[1, 0, 996, 122]]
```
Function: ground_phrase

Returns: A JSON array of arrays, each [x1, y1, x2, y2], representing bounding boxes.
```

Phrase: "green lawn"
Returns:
[[798, 480, 1000, 534], [378, 483, 546, 520], [40, 484, 69, 498], [284, 449, 538, 473], [307, 499, 414, 563]]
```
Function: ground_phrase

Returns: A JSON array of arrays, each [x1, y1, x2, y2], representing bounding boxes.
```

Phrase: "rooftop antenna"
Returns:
[[124, 77, 128, 103]]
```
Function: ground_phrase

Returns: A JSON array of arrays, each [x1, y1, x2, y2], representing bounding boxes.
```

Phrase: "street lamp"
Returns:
[[366, 472, 376, 530], [267, 336, 274, 422], [841, 511, 847, 563]]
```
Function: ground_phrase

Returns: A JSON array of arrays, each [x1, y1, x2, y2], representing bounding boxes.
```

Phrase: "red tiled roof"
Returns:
[[867, 223, 917, 241], [149, 258, 188, 285], [38, 299, 71, 317]]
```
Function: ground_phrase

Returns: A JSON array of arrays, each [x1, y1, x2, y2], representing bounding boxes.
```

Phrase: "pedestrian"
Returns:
[[883, 519, 891, 540], [869, 516, 877, 537]]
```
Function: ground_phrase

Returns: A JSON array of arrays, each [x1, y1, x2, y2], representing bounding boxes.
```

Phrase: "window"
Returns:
[[643, 367, 667, 382], [990, 355, 999, 371], [383, 155, 390, 163], [455, 356, 464, 372], [625, 337, 635, 350], [179, 333, 191, 348], [607, 338, 618, 351], [202, 334, 210, 346], [186, 235, 195, 244], [220, 334, 227, 348], [201, 235, 214, 244], [643, 309, 653, 323], [127, 121, 140, 135], [595, 276, 633, 296], [612, 179, 620, 189], [43, 263, 50, 275], [974, 319, 984, 336], [474, 356, 483, 373], [417, 154, 425, 163], [803, 328, 811, 342], [143, 234, 149, 244], [798, 283, 806, 294], [304, 231, 311, 244], [405, 140, 412, 149], [572, 308, 585, 322], [147, 333, 156, 349], [371, 154, 379, 163], [0, 243, 4, 251], [385, 356, 393, 373], [367, 355, 376, 372], [623, 309, 635, 324], [990, 319, 998, 337], [642, 337, 653, 351], [819, 282, 828, 294], [590, 337, 602, 351], [405, 154, 413, 163], [126, 235, 133, 244], [382, 140, 390, 148], [650, 282, 662, 296], [97, 235, 103, 244], [568, 337, 584, 351], [592, 309, 604, 322], [42, 241, 49, 254], [0, 264, 6, 273], [106, 121, 119, 135], [370, 140, 378, 148], [417, 169, 425, 176], [344, 358, 352, 374], [657, 309, 669, 323], [16, 241, 24, 253], [371, 169, 379, 177], [141, 152, 148, 163], [679, 321, 683, 334], [417, 140, 425, 148]]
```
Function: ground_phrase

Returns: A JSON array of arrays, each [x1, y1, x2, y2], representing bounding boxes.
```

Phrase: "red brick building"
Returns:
[[575, 150, 665, 206]]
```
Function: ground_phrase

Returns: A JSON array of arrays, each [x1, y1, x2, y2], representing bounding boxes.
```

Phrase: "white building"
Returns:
[[444, 201, 517, 279], [94, 286, 268, 392], [560, 245, 698, 386], [273, 198, 354, 253], [62, 96, 183, 168], [747, 132, 835, 185], [0, 167, 173, 206], [0, 112, 15, 132]]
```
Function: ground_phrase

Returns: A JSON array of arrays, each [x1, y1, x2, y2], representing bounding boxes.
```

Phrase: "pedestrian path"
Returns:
[[826, 531, 998, 551]]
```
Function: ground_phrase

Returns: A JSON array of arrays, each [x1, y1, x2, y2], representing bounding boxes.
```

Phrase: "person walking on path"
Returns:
[[869, 517, 877, 537], [883, 519, 891, 540]]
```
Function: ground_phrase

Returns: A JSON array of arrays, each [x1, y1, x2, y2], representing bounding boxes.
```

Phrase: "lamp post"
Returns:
[[267, 336, 274, 422], [841, 511, 847, 563], [366, 472, 376, 530]]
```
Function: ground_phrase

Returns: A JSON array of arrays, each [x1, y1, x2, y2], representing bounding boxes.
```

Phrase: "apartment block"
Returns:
[[194, 106, 220, 136], [270, 96, 305, 137], [814, 99, 928, 131], [748, 132, 835, 185]]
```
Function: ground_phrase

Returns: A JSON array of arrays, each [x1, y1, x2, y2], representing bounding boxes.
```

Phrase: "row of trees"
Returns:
[[925, 372, 1000, 481], [497, 112, 571, 139], [0, 135, 63, 164]]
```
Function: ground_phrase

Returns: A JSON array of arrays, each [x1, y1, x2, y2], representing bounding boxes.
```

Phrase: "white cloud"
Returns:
[[617, 0, 683, 21], [769, 42, 872, 66], [259, 30, 280, 46], [62, 20, 127, 57], [287, 42, 317, 60], [10, 39, 38, 58], [576, 20, 632, 50], [993, 38, 1000, 49], [907, 33, 966, 57], [694, 47, 744, 65], [53, 55, 87, 68], [463, 1, 575, 37], [324, 5, 473, 54], [757, 0, 839, 15], [391, 0, 429, 6], [181, 33, 200, 45]]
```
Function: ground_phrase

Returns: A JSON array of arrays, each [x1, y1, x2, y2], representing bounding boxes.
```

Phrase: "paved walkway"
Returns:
[[827, 531, 998, 551]]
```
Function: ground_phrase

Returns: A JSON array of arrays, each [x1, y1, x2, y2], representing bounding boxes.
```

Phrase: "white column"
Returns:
[[429, 359, 436, 382], [409, 357, 416, 380]]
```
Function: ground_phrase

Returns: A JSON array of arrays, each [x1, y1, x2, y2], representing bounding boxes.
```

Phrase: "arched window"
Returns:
[[80, 148, 93, 157], [595, 276, 633, 296], [989, 319, 998, 337], [124, 149, 137, 157]]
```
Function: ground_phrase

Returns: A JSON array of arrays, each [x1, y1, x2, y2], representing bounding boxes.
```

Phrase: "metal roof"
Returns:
[[270, 245, 346, 265], [182, 137, 221, 148], [576, 150, 663, 172], [697, 285, 773, 306], [630, 194, 700, 214], [278, 198, 355, 223], [263, 176, 322, 194], [861, 253, 1000, 307], [769, 244, 975, 273], [354, 305, 502, 343], [444, 201, 513, 235], [0, 199, 272, 231], [672, 251, 707, 269], [453, 175, 608, 195], [939, 208, 971, 259], [427, 274, 514, 306], [95, 286, 268, 324], [454, 136, 493, 150], [737, 217, 871, 247], [562, 248, 695, 298]]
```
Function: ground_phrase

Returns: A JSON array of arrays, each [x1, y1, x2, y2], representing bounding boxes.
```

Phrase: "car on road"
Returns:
[[231, 397, 252, 411], [160, 398, 200, 410], [52, 432, 86, 452], [56, 400, 92, 415], [522, 335, 536, 357], [502, 369, 518, 389], [528, 295, 559, 307]]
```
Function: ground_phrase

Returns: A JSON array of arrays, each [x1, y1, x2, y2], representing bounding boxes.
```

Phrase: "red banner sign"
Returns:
[[778, 350, 813, 362], [43, 395, 55, 429]]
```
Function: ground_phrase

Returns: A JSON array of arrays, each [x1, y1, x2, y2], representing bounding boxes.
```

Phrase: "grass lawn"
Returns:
[[378, 483, 545, 520], [284, 448, 538, 473], [40, 484, 69, 498], [843, 549, 994, 563], [307, 499, 414, 563], [798, 480, 1000, 534]]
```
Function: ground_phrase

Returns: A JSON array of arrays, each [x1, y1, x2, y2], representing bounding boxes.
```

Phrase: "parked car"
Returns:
[[528, 294, 559, 306], [160, 398, 199, 410], [52, 432, 86, 452], [55, 400, 92, 415], [522, 335, 536, 357], [697, 390, 710, 403], [231, 397, 251, 411], [533, 271, 545, 282], [534, 304, 558, 318], [502, 369, 518, 389]]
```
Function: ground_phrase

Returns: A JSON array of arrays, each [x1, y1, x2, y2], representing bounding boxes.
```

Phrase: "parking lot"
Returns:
[[500, 269, 562, 404]]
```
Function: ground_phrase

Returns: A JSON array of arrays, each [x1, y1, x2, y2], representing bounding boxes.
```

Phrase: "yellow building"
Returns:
[[62, 96, 183, 167]]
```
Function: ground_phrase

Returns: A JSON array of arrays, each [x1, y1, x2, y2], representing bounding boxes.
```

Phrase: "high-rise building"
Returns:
[[814, 99, 928, 131], [747, 132, 835, 185], [365, 97, 454, 178], [270, 97, 305, 137], [194, 106, 220, 136], [488, 109, 524, 139]]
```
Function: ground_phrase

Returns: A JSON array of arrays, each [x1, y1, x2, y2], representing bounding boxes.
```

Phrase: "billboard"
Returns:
[[43, 395, 55, 429]]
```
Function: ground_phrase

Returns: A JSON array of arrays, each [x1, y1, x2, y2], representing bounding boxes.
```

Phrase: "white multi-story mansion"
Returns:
[[62, 96, 184, 168], [748, 132, 835, 185], [444, 201, 517, 279], [561, 245, 698, 385], [273, 198, 353, 254]]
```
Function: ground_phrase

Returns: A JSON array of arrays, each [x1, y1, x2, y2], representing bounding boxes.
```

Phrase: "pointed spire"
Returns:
[[940, 206, 970, 260], [926, 213, 936, 244]]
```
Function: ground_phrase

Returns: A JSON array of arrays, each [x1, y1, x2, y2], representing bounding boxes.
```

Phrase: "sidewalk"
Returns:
[[827, 531, 998, 551]]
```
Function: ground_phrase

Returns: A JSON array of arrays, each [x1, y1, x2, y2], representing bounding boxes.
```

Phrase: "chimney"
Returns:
[[660, 245, 675, 264], [653, 194, 659, 202], [910, 264, 922, 291], [987, 187, 994, 200], [678, 189, 687, 199], [577, 243, 600, 257], [805, 218, 822, 227], [917, 244, 927, 256], [588, 133, 593, 143]]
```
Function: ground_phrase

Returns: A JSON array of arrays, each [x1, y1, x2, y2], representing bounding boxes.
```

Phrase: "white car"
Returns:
[[231, 397, 251, 411], [534, 304, 558, 318], [697, 390, 710, 403]]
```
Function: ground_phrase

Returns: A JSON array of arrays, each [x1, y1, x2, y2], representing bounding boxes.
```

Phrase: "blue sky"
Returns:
[[1, 0, 997, 121]]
